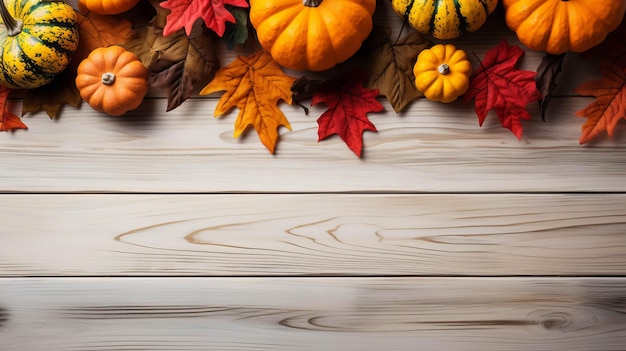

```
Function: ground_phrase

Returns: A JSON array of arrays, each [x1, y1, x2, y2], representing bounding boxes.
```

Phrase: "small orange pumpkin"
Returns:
[[414, 44, 472, 103], [76, 45, 149, 116], [78, 0, 140, 15]]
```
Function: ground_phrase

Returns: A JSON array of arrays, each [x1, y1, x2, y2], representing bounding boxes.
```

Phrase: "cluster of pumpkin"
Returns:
[[0, 0, 147, 116], [0, 0, 625, 117], [251, 0, 626, 103]]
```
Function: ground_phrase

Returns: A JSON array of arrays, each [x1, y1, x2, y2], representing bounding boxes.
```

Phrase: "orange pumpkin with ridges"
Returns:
[[76, 45, 149, 116], [249, 0, 376, 71], [503, 0, 626, 54]]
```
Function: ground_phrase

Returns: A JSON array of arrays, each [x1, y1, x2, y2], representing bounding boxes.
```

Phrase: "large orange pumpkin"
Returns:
[[503, 0, 626, 54], [249, 0, 376, 71]]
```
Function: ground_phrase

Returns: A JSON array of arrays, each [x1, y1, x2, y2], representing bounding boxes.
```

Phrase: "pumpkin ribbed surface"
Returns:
[[392, 0, 498, 40], [503, 0, 626, 54], [75, 45, 149, 116], [78, 0, 140, 15], [414, 44, 472, 103], [249, 0, 376, 71], [0, 0, 79, 89]]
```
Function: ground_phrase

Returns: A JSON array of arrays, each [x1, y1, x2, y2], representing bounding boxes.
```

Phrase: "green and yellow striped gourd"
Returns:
[[391, 0, 498, 40], [0, 0, 79, 89]]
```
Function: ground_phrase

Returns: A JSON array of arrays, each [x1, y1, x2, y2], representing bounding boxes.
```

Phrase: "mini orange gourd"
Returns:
[[503, 0, 626, 54], [76, 45, 149, 116], [78, 0, 140, 15], [249, 0, 376, 71], [413, 44, 472, 103]]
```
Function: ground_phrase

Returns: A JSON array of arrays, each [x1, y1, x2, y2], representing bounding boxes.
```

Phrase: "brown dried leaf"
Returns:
[[535, 53, 565, 121], [361, 26, 431, 113], [124, 0, 219, 111], [22, 70, 82, 119]]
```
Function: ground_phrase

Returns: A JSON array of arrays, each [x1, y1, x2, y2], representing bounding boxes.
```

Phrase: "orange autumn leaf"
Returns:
[[200, 51, 296, 153], [0, 87, 27, 132], [575, 60, 626, 144], [73, 9, 133, 71]]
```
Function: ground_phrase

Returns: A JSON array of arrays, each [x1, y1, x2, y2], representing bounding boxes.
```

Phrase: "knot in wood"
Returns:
[[539, 312, 571, 330]]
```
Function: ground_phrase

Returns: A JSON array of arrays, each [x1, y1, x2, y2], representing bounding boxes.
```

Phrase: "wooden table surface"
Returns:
[[1, 2, 625, 350]]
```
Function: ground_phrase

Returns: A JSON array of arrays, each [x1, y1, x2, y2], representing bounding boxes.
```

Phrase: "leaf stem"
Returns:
[[395, 21, 407, 45]]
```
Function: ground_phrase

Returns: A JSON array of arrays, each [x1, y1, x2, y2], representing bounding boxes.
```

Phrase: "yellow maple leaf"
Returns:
[[200, 51, 296, 153]]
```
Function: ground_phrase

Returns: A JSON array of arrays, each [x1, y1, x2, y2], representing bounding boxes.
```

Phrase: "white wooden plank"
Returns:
[[1, 277, 625, 351], [1, 194, 625, 276], [0, 4, 621, 351], [0, 3, 615, 193], [1, 96, 624, 193]]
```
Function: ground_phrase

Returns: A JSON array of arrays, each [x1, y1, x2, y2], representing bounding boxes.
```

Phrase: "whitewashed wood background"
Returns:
[[1, 1, 625, 350]]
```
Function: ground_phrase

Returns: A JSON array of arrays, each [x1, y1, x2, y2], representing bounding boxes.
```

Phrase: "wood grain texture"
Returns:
[[1, 194, 625, 276], [0, 4, 618, 193], [0, 306, 7, 329], [1, 2, 624, 350], [1, 97, 625, 193], [1, 277, 625, 351]]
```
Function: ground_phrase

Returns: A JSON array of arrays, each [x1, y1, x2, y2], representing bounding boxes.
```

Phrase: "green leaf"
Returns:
[[223, 6, 249, 50]]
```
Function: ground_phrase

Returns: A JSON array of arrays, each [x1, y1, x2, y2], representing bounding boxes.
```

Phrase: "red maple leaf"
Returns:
[[312, 72, 384, 157], [160, 0, 249, 37], [575, 60, 626, 144], [463, 40, 542, 139], [0, 86, 27, 132]]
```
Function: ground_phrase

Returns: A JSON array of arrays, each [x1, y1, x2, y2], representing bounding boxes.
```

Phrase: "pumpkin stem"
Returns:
[[438, 63, 450, 75], [303, 0, 322, 7], [0, 0, 23, 37], [102, 72, 116, 86]]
